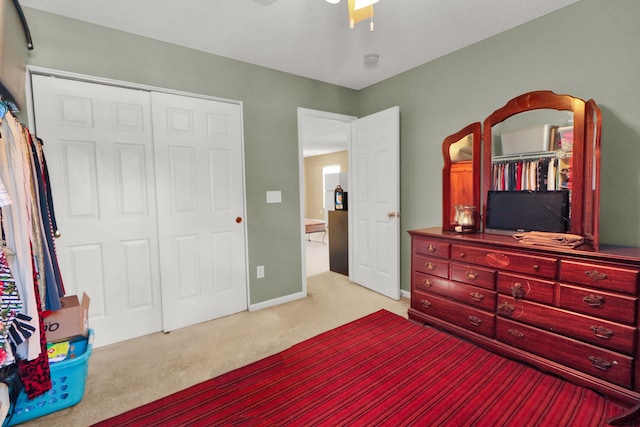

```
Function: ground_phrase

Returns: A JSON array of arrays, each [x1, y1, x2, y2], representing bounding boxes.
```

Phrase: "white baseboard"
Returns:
[[249, 290, 307, 312]]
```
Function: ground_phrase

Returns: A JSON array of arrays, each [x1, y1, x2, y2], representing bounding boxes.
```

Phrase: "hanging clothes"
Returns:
[[28, 135, 65, 309], [0, 108, 63, 399], [0, 112, 41, 361], [493, 156, 556, 193]]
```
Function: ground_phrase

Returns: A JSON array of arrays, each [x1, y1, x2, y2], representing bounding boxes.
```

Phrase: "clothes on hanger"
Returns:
[[492, 157, 555, 191], [0, 106, 67, 399]]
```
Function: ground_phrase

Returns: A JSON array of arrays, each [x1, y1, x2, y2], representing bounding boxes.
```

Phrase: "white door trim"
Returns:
[[297, 108, 357, 291], [25, 65, 252, 317]]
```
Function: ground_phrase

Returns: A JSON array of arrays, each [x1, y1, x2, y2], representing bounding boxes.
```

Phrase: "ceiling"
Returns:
[[19, 0, 582, 156]]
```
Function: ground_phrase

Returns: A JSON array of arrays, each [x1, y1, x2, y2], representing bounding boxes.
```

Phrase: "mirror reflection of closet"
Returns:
[[481, 91, 601, 249], [442, 122, 481, 231]]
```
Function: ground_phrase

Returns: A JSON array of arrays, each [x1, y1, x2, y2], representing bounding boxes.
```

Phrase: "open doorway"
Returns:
[[297, 108, 356, 286]]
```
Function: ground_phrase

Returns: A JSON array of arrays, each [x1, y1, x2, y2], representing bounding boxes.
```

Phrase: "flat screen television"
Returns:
[[486, 190, 570, 233]]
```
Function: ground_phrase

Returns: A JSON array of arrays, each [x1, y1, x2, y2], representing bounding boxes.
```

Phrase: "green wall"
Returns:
[[23, 0, 640, 302], [358, 0, 640, 290], [23, 7, 358, 305]]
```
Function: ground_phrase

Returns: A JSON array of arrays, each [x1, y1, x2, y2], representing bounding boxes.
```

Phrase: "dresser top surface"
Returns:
[[409, 227, 640, 264]]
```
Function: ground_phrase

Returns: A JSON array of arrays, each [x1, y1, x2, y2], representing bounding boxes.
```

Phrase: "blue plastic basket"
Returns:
[[7, 329, 94, 426]]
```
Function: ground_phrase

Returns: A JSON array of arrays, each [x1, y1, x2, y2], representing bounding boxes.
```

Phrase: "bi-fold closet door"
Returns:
[[30, 74, 248, 347]]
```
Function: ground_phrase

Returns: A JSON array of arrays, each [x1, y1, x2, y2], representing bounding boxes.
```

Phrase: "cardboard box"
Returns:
[[44, 292, 90, 343]]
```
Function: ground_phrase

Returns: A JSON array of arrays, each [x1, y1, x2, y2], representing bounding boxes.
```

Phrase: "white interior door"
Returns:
[[151, 92, 248, 332], [350, 106, 400, 300], [31, 75, 163, 347]]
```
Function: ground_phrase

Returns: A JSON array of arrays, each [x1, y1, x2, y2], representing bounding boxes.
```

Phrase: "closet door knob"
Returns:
[[235, 217, 243, 224]]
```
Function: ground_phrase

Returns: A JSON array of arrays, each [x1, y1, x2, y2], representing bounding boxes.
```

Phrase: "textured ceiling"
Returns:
[[19, 0, 582, 91]]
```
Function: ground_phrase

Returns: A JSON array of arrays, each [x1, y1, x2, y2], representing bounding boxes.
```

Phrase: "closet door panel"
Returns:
[[116, 144, 150, 215], [68, 244, 105, 317], [31, 74, 163, 347], [169, 147, 197, 213], [152, 91, 247, 332], [62, 140, 99, 216], [122, 239, 155, 309]]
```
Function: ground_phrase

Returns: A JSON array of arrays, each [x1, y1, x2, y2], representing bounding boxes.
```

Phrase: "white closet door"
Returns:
[[31, 75, 163, 347], [151, 92, 247, 332]]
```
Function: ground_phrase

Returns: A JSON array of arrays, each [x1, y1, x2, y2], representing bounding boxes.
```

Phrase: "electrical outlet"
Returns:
[[257, 265, 265, 278]]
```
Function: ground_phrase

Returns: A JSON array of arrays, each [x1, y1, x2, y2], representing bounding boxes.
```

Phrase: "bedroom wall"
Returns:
[[22, 0, 640, 301], [22, 7, 358, 305], [357, 0, 640, 291], [304, 151, 348, 221]]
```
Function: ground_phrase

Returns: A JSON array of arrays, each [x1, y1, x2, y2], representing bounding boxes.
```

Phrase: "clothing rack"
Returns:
[[11, 0, 34, 51], [492, 149, 569, 163]]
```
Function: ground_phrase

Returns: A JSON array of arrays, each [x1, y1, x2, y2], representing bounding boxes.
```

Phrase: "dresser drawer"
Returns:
[[497, 295, 635, 355], [451, 244, 557, 279], [559, 260, 639, 295], [413, 254, 449, 279], [497, 317, 632, 388], [413, 237, 450, 259], [412, 271, 450, 293], [412, 289, 495, 337], [414, 271, 496, 311], [558, 283, 637, 325], [497, 272, 555, 305], [450, 262, 496, 290]]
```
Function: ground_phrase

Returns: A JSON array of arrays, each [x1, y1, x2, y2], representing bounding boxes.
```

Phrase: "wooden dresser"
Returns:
[[408, 227, 640, 408]]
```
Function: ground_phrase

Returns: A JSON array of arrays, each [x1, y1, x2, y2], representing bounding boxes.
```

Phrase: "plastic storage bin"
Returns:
[[7, 329, 94, 426]]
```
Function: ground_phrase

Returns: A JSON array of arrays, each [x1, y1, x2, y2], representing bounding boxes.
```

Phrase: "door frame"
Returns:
[[297, 108, 357, 292], [25, 65, 251, 321]]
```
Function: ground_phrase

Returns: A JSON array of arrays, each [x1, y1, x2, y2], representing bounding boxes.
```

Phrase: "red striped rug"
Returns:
[[93, 309, 634, 426]]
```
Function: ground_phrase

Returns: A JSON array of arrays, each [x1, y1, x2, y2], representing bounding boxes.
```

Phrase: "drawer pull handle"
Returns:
[[508, 329, 524, 338], [589, 356, 616, 371], [465, 271, 479, 280], [583, 294, 605, 307], [459, 252, 466, 258], [532, 264, 540, 271], [470, 292, 484, 303], [468, 316, 482, 327], [585, 270, 608, 281], [591, 325, 614, 340], [510, 282, 526, 299], [421, 299, 432, 309], [427, 244, 437, 253], [498, 301, 515, 316], [422, 278, 432, 288], [425, 262, 436, 271]]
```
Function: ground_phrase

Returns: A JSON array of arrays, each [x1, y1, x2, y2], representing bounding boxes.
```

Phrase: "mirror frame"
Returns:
[[582, 99, 602, 249], [442, 122, 481, 232], [480, 90, 601, 248]]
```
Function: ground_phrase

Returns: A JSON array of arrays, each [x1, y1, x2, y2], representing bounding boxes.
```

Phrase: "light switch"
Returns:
[[266, 191, 282, 204]]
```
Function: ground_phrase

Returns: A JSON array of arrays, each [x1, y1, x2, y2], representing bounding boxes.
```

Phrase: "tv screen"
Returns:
[[486, 190, 570, 233]]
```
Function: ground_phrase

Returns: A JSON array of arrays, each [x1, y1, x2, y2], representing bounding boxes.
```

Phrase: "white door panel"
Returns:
[[31, 75, 163, 347], [351, 106, 400, 300], [31, 74, 248, 345], [151, 92, 247, 331]]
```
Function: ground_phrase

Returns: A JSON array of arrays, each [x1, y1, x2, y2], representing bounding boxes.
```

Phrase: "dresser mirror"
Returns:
[[441, 122, 481, 232], [489, 109, 574, 157], [442, 90, 601, 249]]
